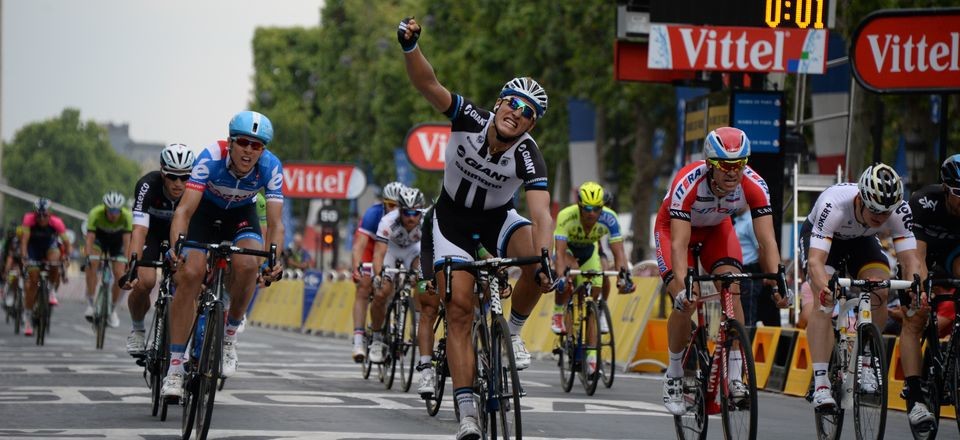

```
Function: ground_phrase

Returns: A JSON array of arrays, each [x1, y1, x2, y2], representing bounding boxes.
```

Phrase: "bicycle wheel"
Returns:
[[473, 319, 490, 437], [194, 301, 224, 440], [151, 308, 170, 419], [492, 315, 522, 439], [558, 303, 576, 393], [362, 334, 373, 380], [94, 284, 109, 350], [384, 300, 398, 390], [853, 323, 886, 440], [950, 331, 960, 435], [814, 341, 845, 440], [399, 296, 418, 393], [13, 286, 23, 335], [581, 301, 601, 396], [426, 338, 447, 417], [719, 319, 757, 440], [35, 281, 49, 346], [181, 366, 198, 439], [674, 326, 709, 440], [598, 300, 616, 389]]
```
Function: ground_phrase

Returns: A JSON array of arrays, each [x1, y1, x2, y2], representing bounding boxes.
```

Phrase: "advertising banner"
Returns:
[[850, 8, 960, 93], [730, 91, 785, 154], [282, 163, 367, 199], [648, 24, 828, 74], [404, 123, 451, 171]]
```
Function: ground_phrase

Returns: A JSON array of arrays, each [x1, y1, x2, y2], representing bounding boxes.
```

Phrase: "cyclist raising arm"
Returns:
[[801, 164, 922, 412], [658, 127, 788, 415], [161, 111, 284, 399], [400, 17, 554, 440], [121, 143, 195, 355]]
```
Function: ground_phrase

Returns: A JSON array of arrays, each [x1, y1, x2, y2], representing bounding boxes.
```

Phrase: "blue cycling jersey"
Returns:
[[187, 140, 284, 209], [357, 202, 386, 238]]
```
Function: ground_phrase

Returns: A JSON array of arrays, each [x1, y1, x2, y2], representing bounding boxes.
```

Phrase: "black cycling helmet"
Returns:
[[941, 154, 960, 188]]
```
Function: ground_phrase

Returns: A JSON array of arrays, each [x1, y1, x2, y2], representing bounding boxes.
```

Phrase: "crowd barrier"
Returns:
[[248, 273, 954, 420]]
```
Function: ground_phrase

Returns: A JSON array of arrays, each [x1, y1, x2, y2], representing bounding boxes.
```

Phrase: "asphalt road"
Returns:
[[0, 299, 930, 439]]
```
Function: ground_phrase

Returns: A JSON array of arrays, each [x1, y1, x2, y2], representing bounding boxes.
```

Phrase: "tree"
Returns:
[[2, 108, 141, 229]]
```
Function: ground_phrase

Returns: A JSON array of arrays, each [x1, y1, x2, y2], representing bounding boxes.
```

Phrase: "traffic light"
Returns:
[[321, 228, 336, 249]]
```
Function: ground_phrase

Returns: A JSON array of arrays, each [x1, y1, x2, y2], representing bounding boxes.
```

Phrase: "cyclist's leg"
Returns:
[[552, 251, 577, 333], [579, 246, 603, 364], [802, 223, 843, 405], [110, 257, 126, 306], [353, 231, 375, 355], [85, 241, 102, 307], [370, 250, 399, 334], [657, 220, 700, 414]]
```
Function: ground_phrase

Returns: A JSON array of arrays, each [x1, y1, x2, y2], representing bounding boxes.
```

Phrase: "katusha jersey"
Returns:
[[554, 204, 623, 246], [376, 209, 422, 249], [658, 160, 772, 227], [187, 140, 284, 209], [132, 171, 177, 228], [805, 183, 916, 253], [440, 94, 548, 211]]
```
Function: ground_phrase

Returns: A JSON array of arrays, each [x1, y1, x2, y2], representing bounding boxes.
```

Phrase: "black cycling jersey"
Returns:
[[132, 171, 177, 230], [909, 184, 960, 270]]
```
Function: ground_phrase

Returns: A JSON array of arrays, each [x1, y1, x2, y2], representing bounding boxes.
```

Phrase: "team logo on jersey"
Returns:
[[462, 103, 486, 126], [457, 145, 466, 158], [918, 196, 938, 210], [500, 157, 510, 167], [267, 165, 283, 191], [816, 202, 833, 231], [192, 159, 211, 181]]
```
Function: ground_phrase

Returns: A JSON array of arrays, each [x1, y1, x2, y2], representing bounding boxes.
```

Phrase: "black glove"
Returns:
[[397, 17, 421, 53]]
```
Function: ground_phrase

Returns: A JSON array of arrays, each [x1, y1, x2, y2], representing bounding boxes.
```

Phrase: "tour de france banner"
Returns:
[[647, 23, 828, 74]]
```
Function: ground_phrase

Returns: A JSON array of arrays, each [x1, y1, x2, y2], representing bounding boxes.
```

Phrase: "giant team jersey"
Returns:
[[657, 160, 772, 227], [187, 140, 284, 209], [805, 183, 916, 253], [375, 209, 422, 249], [440, 94, 549, 210]]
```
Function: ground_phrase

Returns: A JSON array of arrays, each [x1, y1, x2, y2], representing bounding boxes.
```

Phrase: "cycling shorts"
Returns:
[[799, 220, 890, 279], [431, 194, 530, 271], [137, 223, 170, 262], [93, 231, 125, 259], [184, 199, 261, 252], [383, 244, 421, 282], [566, 243, 602, 286], [26, 237, 60, 261], [654, 216, 742, 284]]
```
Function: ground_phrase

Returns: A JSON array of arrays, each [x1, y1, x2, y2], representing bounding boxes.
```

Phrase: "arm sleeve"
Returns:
[[600, 208, 624, 243], [515, 140, 549, 191], [87, 208, 99, 233], [554, 207, 571, 241], [262, 154, 284, 202], [123, 209, 134, 232], [131, 176, 152, 228], [186, 148, 213, 192], [50, 217, 67, 235], [442, 93, 464, 121], [890, 201, 918, 253], [743, 168, 773, 218], [375, 213, 393, 243], [358, 205, 382, 238], [808, 200, 837, 253]]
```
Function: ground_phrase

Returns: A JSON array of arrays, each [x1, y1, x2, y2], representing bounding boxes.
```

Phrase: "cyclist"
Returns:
[[1, 222, 21, 310], [121, 143, 196, 355], [19, 198, 71, 336], [800, 163, 922, 413], [400, 17, 555, 439], [553, 182, 635, 375], [161, 110, 284, 399], [350, 181, 404, 362], [369, 187, 424, 365], [83, 191, 133, 328], [898, 155, 960, 430], [657, 127, 789, 415]]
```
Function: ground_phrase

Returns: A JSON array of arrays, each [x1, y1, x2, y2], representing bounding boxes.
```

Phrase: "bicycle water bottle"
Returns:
[[193, 314, 206, 360], [472, 234, 492, 260]]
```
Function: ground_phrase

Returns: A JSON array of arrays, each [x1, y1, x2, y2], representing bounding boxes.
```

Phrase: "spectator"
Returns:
[[283, 232, 313, 270]]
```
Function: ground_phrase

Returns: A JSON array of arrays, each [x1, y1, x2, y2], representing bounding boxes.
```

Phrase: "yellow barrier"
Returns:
[[622, 277, 666, 371], [248, 280, 304, 329], [518, 292, 559, 355], [888, 337, 906, 412], [752, 326, 781, 389], [303, 278, 336, 333], [783, 329, 813, 397], [332, 280, 358, 337]]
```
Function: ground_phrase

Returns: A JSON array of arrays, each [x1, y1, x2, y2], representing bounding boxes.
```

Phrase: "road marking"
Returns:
[[0, 428, 652, 439]]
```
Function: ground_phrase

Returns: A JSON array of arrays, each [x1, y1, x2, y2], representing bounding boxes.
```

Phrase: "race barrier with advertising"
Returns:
[[248, 274, 955, 420]]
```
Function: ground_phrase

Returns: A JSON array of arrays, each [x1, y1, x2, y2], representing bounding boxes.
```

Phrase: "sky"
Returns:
[[2, 0, 325, 149]]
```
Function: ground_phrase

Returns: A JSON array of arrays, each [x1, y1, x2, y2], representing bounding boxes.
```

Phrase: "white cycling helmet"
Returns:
[[858, 163, 903, 213], [160, 143, 195, 175], [382, 181, 406, 202], [103, 191, 125, 210], [500, 77, 548, 119], [398, 187, 425, 210]]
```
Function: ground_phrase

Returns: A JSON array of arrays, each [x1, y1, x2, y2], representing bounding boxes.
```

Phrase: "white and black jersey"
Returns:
[[440, 94, 549, 211], [131, 171, 179, 260]]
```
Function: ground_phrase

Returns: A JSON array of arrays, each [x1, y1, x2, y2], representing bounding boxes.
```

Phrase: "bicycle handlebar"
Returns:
[[175, 235, 278, 286], [567, 269, 620, 277], [685, 264, 788, 297], [440, 248, 551, 302]]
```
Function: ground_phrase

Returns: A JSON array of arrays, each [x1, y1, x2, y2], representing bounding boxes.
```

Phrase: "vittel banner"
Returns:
[[851, 8, 960, 93], [282, 163, 367, 199], [404, 123, 451, 171], [647, 24, 828, 74]]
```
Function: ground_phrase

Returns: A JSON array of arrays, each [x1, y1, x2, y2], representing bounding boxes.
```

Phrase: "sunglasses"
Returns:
[[401, 208, 421, 217], [107, 208, 121, 215], [707, 158, 748, 173], [946, 185, 960, 198], [164, 173, 190, 182], [231, 136, 265, 151], [579, 204, 602, 212], [506, 96, 536, 120]]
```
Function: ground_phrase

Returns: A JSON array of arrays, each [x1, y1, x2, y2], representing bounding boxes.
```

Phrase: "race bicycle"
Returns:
[[674, 243, 787, 440], [176, 234, 276, 440], [811, 274, 917, 440], [122, 244, 175, 421], [424, 296, 450, 416], [913, 276, 960, 439], [380, 263, 419, 392], [554, 269, 619, 396], [88, 253, 125, 349], [24, 260, 56, 346], [440, 247, 552, 440]]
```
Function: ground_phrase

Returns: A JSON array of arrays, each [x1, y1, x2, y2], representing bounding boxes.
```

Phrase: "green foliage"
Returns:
[[2, 109, 141, 228]]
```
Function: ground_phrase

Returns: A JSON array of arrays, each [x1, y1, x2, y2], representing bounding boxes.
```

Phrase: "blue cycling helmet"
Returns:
[[228, 111, 273, 145], [941, 154, 960, 188]]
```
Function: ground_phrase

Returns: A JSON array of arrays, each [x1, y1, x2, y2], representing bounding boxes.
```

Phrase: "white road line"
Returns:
[[0, 428, 646, 440]]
